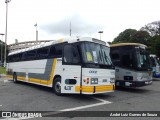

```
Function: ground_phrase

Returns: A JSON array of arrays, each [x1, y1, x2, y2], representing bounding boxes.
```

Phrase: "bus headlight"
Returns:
[[110, 78, 115, 83], [91, 78, 98, 84]]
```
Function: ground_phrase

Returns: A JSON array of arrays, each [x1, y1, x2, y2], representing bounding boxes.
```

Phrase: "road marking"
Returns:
[[92, 97, 109, 103], [40, 96, 112, 117], [0, 105, 2, 106], [59, 97, 112, 111], [3, 80, 12, 83]]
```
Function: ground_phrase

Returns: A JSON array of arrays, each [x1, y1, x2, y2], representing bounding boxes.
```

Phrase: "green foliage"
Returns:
[[0, 67, 6, 74], [112, 29, 137, 43], [130, 31, 151, 46], [112, 29, 150, 45]]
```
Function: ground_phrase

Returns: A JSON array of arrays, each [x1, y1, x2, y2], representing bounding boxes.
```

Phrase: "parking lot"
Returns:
[[0, 77, 160, 120]]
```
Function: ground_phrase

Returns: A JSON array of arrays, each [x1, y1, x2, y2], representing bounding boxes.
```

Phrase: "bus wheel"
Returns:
[[13, 73, 18, 83], [53, 78, 61, 96]]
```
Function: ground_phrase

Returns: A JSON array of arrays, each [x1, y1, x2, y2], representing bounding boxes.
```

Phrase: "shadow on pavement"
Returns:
[[115, 86, 151, 93]]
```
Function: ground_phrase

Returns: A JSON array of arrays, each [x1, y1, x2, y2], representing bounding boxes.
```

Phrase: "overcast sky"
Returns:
[[0, 0, 160, 44]]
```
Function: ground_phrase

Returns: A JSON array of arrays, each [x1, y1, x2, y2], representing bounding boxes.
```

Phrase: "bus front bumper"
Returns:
[[115, 80, 152, 87], [75, 85, 115, 94]]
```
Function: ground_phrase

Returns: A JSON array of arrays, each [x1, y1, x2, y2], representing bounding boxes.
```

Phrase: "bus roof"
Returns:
[[8, 37, 108, 56], [110, 43, 147, 48]]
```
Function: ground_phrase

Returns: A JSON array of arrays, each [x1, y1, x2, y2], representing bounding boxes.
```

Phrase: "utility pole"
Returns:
[[98, 31, 103, 40], [70, 22, 71, 36], [4, 0, 11, 67], [34, 23, 38, 41]]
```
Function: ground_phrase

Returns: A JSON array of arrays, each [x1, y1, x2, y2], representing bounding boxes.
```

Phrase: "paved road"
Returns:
[[0, 77, 160, 120]]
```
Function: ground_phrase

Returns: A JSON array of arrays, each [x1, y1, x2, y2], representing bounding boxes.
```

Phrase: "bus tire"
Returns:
[[53, 77, 61, 96], [13, 73, 18, 83]]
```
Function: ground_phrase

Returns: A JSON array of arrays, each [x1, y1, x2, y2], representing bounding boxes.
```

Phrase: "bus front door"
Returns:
[[61, 44, 81, 94]]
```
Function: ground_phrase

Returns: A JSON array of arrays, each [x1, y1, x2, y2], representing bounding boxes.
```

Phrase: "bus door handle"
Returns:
[[63, 68, 65, 71]]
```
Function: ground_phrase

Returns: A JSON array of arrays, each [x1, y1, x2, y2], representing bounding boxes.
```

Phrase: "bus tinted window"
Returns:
[[13, 54, 20, 62], [49, 44, 64, 58], [64, 45, 80, 64], [55, 44, 63, 57], [37, 47, 49, 58], [22, 52, 27, 60], [112, 53, 120, 60], [8, 55, 12, 62], [49, 46, 56, 58], [8, 43, 66, 62], [27, 50, 36, 59]]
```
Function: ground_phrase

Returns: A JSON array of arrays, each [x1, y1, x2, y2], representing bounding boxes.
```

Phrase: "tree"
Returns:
[[112, 29, 137, 43], [140, 20, 160, 58], [130, 31, 151, 46], [141, 21, 160, 36], [148, 35, 160, 58], [112, 28, 151, 45]]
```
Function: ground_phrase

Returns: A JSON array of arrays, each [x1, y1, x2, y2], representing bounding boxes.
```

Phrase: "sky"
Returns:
[[0, 0, 160, 44]]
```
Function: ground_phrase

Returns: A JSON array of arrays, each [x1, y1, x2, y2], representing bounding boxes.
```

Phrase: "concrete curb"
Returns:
[[152, 78, 160, 81], [0, 74, 6, 78]]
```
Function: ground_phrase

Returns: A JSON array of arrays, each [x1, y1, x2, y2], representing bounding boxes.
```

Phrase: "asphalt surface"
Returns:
[[0, 77, 160, 120]]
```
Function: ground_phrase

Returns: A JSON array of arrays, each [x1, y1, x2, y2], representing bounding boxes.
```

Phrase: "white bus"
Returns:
[[150, 54, 160, 77], [7, 37, 115, 95], [110, 43, 152, 87]]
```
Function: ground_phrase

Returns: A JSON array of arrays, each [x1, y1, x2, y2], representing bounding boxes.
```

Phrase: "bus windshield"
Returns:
[[81, 42, 112, 66], [136, 48, 151, 69]]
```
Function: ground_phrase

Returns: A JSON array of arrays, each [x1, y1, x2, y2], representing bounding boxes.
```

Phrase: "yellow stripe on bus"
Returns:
[[7, 75, 12, 78], [96, 85, 115, 92], [40, 80, 48, 85], [17, 76, 26, 81], [29, 78, 40, 83]]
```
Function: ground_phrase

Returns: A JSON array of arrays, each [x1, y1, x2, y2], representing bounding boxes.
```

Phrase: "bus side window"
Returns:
[[13, 54, 19, 62], [49, 46, 56, 58], [37, 47, 49, 59], [63, 45, 80, 64], [27, 50, 36, 60], [55, 44, 63, 58], [49, 44, 64, 58], [22, 52, 27, 60], [8, 55, 12, 62]]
